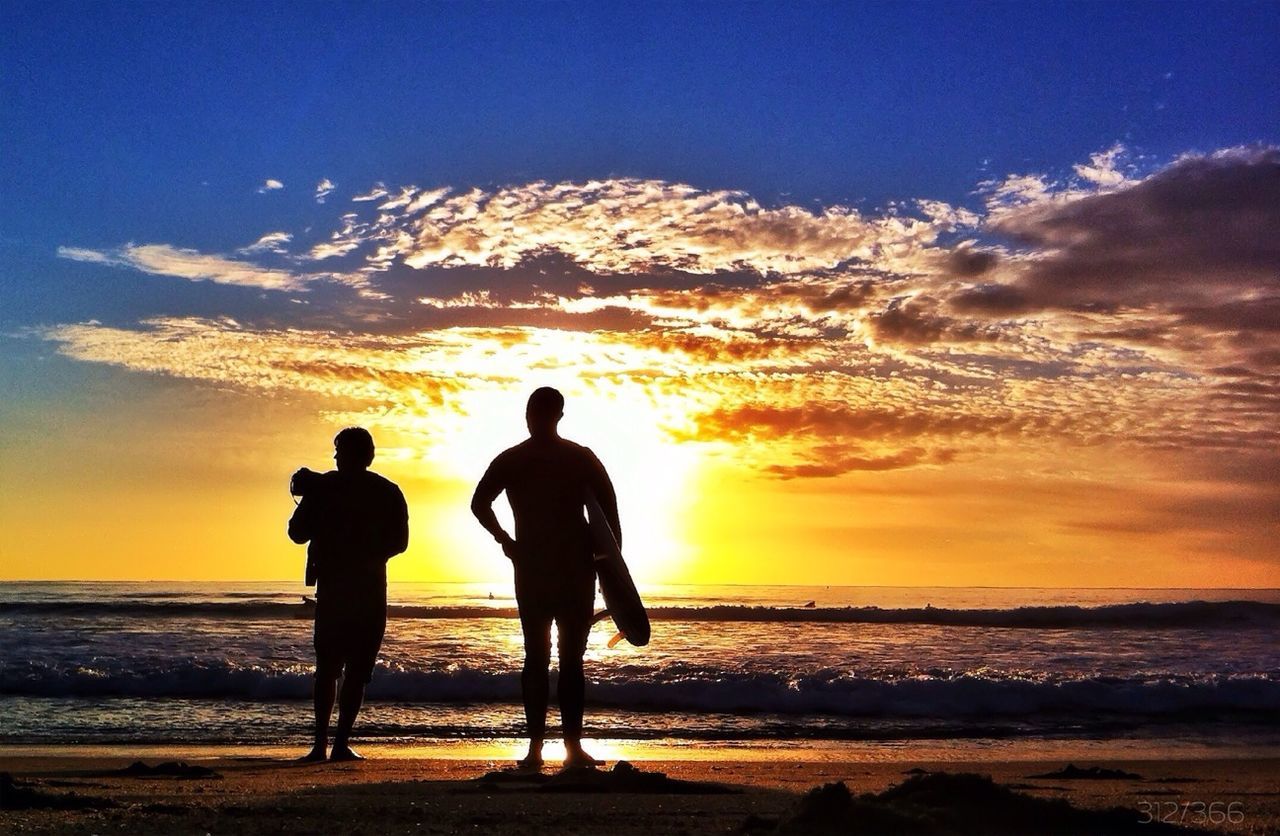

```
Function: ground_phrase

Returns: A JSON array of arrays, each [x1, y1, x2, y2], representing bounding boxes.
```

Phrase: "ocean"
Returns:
[[2, 582, 1278, 759]]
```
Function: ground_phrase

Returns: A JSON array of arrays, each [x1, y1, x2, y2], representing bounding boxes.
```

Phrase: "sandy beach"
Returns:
[[2, 746, 1276, 835]]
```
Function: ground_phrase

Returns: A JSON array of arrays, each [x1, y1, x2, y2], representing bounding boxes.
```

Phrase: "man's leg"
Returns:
[[558, 584, 598, 768], [329, 609, 385, 762], [329, 675, 366, 761], [303, 669, 338, 762], [303, 611, 341, 762], [517, 601, 553, 767]]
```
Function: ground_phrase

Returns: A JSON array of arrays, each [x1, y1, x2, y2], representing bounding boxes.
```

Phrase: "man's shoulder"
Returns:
[[494, 439, 540, 461], [363, 470, 404, 497], [556, 438, 597, 461]]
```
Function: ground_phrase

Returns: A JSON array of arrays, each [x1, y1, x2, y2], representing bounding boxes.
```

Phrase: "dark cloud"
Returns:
[[934, 148, 1280, 437], [794, 279, 879, 312], [866, 296, 1007, 345], [767, 447, 931, 479], [984, 147, 1280, 313], [945, 245, 999, 278], [1172, 297, 1280, 334], [948, 282, 1032, 315], [600, 330, 815, 363], [680, 402, 1040, 445]]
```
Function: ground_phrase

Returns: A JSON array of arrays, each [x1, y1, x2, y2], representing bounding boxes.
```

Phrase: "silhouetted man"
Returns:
[[471, 387, 620, 769], [288, 427, 408, 762]]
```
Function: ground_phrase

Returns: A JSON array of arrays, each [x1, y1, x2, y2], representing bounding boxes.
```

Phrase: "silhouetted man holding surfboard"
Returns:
[[471, 387, 621, 769]]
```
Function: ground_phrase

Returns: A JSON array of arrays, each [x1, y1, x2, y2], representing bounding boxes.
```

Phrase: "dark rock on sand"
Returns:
[[1027, 764, 1143, 781], [765, 772, 1202, 834], [112, 760, 222, 779], [472, 760, 738, 794], [1, 772, 115, 810]]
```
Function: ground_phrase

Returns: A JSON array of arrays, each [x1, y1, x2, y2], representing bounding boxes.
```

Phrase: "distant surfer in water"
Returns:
[[288, 427, 409, 762], [471, 387, 621, 769]]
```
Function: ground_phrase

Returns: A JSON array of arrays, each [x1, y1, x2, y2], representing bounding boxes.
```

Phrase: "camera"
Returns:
[[290, 467, 325, 498], [290, 467, 328, 586]]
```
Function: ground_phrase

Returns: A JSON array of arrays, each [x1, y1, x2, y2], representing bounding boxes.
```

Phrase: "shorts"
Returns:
[[313, 595, 387, 684], [514, 560, 596, 659]]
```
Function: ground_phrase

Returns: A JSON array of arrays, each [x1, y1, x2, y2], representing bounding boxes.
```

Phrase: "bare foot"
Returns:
[[297, 746, 328, 763], [328, 745, 365, 762], [563, 746, 601, 769], [516, 746, 544, 771]]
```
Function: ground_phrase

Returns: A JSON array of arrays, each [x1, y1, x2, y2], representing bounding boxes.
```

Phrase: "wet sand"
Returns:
[[1, 749, 1277, 834]]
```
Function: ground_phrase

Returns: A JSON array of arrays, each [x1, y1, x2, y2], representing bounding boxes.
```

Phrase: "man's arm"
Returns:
[[585, 449, 621, 549], [381, 486, 410, 560], [287, 496, 313, 544], [470, 456, 517, 556]]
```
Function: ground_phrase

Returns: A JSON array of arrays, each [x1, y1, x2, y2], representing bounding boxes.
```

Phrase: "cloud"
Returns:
[[42, 318, 462, 430], [1072, 144, 1136, 188], [289, 179, 969, 283], [257, 179, 284, 193], [315, 178, 336, 203], [57, 242, 375, 295], [979, 144, 1137, 221], [767, 447, 936, 478], [947, 146, 1280, 390], [236, 231, 293, 255], [58, 243, 306, 291], [961, 147, 1279, 314], [865, 296, 1007, 346], [54, 246, 117, 266], [352, 183, 389, 202], [305, 214, 366, 261], [395, 180, 965, 276]]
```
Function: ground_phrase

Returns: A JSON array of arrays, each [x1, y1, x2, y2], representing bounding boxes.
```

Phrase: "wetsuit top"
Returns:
[[474, 437, 620, 579], [287, 469, 408, 600]]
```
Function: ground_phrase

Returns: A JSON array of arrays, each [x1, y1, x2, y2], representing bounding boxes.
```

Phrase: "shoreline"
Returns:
[[6, 735, 1280, 763]]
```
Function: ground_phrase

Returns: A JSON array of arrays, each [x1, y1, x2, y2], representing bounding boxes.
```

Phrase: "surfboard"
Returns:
[[586, 491, 650, 647]]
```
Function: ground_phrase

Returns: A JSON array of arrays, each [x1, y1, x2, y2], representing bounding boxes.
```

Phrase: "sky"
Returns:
[[2, 2, 1278, 587]]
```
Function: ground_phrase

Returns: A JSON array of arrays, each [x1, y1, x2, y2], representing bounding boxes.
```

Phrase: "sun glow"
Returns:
[[353, 328, 711, 582]]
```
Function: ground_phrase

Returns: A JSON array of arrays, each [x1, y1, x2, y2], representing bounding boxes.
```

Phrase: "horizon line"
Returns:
[[1, 579, 1277, 592]]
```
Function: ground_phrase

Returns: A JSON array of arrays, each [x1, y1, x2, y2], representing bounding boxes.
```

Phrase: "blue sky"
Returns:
[[2, 3, 1279, 584], [5, 3, 1279, 243]]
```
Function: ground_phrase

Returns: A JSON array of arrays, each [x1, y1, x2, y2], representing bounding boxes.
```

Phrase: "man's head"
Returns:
[[525, 387, 564, 439], [333, 427, 375, 472]]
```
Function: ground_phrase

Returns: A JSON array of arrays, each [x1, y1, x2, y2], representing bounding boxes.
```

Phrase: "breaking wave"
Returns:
[[3, 659, 1276, 720]]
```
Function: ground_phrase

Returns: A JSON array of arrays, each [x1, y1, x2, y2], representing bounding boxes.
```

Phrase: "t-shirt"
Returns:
[[288, 469, 408, 599]]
